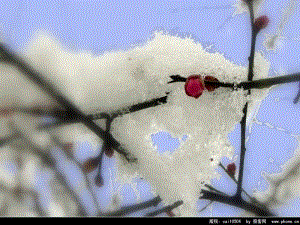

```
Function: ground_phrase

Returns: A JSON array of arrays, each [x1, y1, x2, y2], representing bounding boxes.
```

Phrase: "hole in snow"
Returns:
[[151, 131, 185, 154], [181, 134, 188, 142]]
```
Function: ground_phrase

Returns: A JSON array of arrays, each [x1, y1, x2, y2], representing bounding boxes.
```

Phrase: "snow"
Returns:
[[0, 30, 271, 216]]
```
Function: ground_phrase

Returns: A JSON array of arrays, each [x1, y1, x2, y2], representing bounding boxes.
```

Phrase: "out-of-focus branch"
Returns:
[[0, 43, 136, 162], [0, 182, 46, 216], [0, 132, 20, 147], [50, 135, 101, 213], [262, 160, 300, 208], [8, 122, 88, 216]]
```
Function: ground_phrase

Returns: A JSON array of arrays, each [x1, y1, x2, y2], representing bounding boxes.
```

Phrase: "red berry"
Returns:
[[204, 76, 220, 92], [227, 163, 236, 177], [254, 16, 269, 32], [104, 145, 114, 158], [82, 157, 99, 173], [184, 75, 205, 99]]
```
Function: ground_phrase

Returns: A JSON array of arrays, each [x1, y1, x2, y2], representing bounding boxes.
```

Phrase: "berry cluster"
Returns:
[[184, 75, 220, 98]]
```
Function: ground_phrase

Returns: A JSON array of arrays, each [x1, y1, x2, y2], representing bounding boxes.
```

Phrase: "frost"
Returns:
[[1, 30, 271, 216], [48, 201, 66, 217], [108, 32, 270, 216]]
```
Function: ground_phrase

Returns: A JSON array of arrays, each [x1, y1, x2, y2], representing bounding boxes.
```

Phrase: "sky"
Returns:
[[1, 0, 300, 217]]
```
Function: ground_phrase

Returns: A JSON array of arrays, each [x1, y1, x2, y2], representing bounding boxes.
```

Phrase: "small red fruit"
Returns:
[[254, 16, 269, 32], [184, 75, 205, 99], [82, 157, 99, 173], [204, 76, 220, 92], [104, 144, 114, 158], [227, 163, 236, 177]]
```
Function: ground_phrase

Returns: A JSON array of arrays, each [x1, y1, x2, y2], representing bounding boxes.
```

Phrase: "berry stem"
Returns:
[[169, 73, 300, 90], [219, 163, 256, 202]]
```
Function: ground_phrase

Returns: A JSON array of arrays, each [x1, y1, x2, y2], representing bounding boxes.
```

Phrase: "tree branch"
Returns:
[[236, 0, 256, 199], [0, 43, 136, 162], [37, 94, 170, 130], [9, 122, 88, 216], [200, 190, 274, 217], [219, 163, 254, 202], [169, 73, 300, 90], [99, 196, 161, 217], [145, 200, 183, 217]]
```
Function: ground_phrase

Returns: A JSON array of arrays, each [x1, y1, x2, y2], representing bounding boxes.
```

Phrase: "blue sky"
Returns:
[[1, 0, 300, 217]]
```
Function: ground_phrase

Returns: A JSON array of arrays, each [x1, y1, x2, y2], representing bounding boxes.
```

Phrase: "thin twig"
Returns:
[[200, 189, 274, 217], [0, 43, 135, 162], [204, 184, 229, 196], [169, 73, 300, 90], [294, 81, 300, 103], [37, 94, 170, 130], [219, 163, 256, 202], [145, 200, 183, 217], [99, 196, 161, 217], [236, 0, 256, 199], [199, 200, 213, 213]]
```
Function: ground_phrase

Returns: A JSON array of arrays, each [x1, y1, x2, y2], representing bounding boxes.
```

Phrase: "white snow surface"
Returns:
[[0, 30, 271, 216]]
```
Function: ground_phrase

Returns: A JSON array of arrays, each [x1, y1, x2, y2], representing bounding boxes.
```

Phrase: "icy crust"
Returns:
[[21, 31, 269, 115], [1, 31, 270, 216]]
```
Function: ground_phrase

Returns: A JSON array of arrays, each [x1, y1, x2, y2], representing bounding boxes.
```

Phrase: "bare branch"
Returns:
[[99, 196, 161, 217], [200, 190, 274, 217], [145, 200, 183, 217], [0, 43, 136, 162], [236, 0, 257, 199]]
